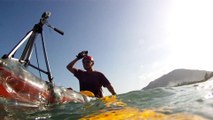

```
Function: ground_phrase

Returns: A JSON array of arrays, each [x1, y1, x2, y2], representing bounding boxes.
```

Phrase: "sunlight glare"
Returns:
[[167, 0, 213, 70]]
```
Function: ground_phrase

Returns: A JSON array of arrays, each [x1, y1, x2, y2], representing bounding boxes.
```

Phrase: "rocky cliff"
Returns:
[[142, 69, 213, 90]]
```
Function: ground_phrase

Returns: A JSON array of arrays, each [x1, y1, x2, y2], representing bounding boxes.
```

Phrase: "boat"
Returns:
[[0, 12, 90, 107]]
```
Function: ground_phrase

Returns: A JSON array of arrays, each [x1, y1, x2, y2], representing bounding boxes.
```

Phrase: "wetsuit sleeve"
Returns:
[[73, 69, 83, 80], [99, 72, 116, 95], [99, 72, 111, 87]]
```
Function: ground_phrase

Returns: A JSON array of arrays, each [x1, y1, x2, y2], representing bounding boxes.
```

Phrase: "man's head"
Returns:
[[82, 56, 94, 71]]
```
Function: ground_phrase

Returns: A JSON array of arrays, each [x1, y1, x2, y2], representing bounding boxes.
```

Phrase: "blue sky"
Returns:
[[1, 0, 213, 95]]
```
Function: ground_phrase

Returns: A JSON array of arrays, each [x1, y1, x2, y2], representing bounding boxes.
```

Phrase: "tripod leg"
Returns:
[[40, 32, 54, 84], [5, 31, 34, 58], [19, 32, 37, 63]]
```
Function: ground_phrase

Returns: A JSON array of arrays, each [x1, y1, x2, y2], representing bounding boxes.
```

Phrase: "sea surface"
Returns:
[[1, 79, 213, 120]]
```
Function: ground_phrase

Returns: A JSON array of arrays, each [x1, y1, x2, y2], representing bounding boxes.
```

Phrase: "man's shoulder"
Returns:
[[74, 69, 85, 75], [77, 69, 84, 72], [93, 70, 106, 77], [93, 70, 103, 74]]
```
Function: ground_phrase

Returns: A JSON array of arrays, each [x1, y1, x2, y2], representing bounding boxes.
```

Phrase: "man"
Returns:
[[67, 51, 116, 98]]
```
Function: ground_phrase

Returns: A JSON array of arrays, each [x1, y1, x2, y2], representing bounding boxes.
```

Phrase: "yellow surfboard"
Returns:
[[80, 90, 95, 97], [80, 95, 207, 120]]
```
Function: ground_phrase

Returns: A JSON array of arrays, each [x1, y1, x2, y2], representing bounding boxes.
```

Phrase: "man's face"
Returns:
[[82, 59, 93, 70]]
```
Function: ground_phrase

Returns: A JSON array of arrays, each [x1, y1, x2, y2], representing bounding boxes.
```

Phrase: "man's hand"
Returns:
[[76, 51, 88, 60]]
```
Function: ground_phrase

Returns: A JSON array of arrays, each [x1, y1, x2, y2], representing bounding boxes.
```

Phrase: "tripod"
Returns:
[[2, 12, 64, 85]]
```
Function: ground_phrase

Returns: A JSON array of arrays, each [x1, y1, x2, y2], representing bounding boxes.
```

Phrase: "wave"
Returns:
[[0, 80, 213, 120]]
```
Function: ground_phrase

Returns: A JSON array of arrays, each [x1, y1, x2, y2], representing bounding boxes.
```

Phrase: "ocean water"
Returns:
[[1, 79, 213, 120]]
